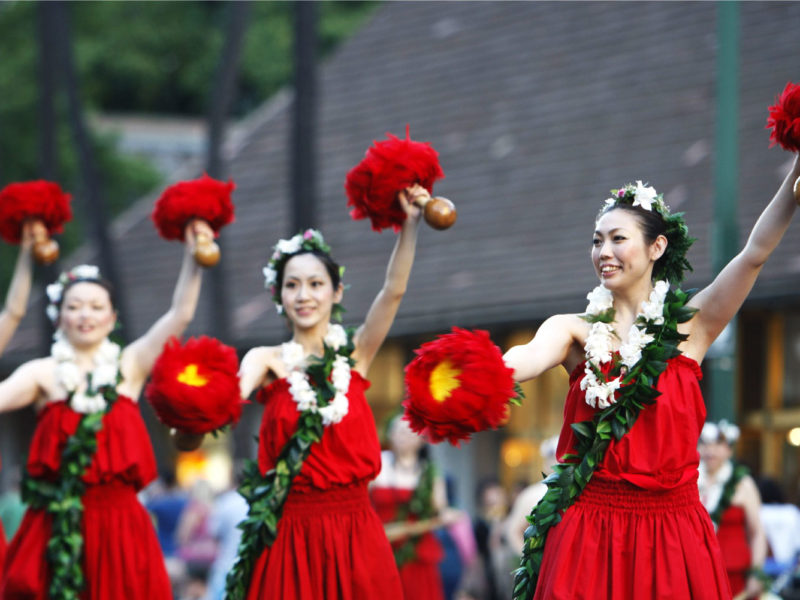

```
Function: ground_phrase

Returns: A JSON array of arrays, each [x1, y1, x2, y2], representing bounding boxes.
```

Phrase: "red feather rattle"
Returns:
[[345, 128, 456, 232], [145, 336, 243, 451], [766, 81, 800, 203], [151, 174, 235, 267], [403, 328, 522, 445], [0, 180, 72, 264]]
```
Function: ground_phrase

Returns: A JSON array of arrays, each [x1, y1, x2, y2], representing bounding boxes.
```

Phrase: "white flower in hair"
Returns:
[[46, 283, 62, 303], [632, 180, 658, 211], [71, 264, 101, 280], [276, 236, 302, 255], [263, 266, 277, 288]]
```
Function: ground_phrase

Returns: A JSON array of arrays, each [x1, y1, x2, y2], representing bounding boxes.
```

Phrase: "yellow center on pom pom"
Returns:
[[177, 364, 209, 387], [429, 360, 461, 403]]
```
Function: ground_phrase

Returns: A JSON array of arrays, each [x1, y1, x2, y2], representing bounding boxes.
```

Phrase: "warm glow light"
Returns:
[[504, 446, 523, 468], [429, 360, 461, 403], [177, 363, 209, 387], [787, 428, 800, 447]]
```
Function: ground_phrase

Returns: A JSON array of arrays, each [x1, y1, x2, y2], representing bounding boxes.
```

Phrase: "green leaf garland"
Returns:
[[512, 288, 696, 600], [708, 461, 749, 526], [391, 459, 437, 568], [224, 328, 356, 600], [21, 380, 120, 600]]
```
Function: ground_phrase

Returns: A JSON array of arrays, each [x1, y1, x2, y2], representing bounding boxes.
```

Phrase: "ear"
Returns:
[[649, 234, 667, 262], [333, 282, 344, 304]]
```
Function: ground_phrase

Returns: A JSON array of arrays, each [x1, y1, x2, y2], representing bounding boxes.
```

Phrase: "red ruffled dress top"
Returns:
[[533, 355, 732, 600], [371, 483, 445, 600], [0, 397, 171, 600], [245, 371, 402, 600]]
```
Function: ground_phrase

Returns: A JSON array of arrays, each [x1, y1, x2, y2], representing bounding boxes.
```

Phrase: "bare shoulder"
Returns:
[[241, 345, 285, 381]]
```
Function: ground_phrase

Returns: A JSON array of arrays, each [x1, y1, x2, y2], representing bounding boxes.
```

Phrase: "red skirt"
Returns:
[[0, 482, 171, 600], [533, 478, 731, 600], [246, 482, 402, 600]]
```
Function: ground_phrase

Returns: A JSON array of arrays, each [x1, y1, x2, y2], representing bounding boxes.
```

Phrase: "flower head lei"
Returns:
[[46, 264, 122, 414], [601, 181, 695, 285], [45, 264, 101, 324], [262, 228, 346, 321], [700, 419, 740, 445]]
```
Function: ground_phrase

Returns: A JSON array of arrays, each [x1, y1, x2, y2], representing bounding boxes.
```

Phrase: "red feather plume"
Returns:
[[767, 82, 800, 153], [0, 181, 72, 244], [403, 328, 516, 445], [145, 336, 243, 434], [151, 174, 235, 241], [345, 128, 445, 232]]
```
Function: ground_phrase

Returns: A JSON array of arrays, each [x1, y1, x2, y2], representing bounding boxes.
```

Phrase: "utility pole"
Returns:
[[290, 1, 318, 234], [707, 2, 740, 422]]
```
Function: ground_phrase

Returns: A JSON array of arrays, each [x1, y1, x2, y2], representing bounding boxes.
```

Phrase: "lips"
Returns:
[[600, 264, 620, 276]]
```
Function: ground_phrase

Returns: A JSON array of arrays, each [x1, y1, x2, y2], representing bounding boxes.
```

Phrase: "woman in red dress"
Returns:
[[231, 185, 426, 600], [698, 420, 767, 598], [0, 220, 212, 600], [503, 157, 800, 599], [370, 416, 451, 600], [0, 224, 34, 572]]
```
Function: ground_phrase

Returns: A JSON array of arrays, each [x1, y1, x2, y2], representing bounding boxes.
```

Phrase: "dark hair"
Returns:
[[59, 277, 118, 312], [276, 249, 342, 291]]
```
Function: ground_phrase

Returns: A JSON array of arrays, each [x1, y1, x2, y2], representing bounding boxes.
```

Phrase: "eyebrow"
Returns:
[[593, 227, 628, 236]]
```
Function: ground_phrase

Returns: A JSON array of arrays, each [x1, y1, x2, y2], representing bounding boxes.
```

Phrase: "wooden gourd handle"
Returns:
[[413, 195, 457, 230], [31, 220, 59, 265], [794, 175, 800, 204], [193, 229, 220, 268], [170, 429, 205, 452]]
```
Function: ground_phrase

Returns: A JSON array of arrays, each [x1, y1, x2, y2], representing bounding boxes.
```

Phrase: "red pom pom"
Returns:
[[345, 128, 444, 232], [767, 82, 800, 153], [0, 181, 72, 244], [151, 174, 235, 241], [403, 328, 516, 445], [145, 336, 243, 434]]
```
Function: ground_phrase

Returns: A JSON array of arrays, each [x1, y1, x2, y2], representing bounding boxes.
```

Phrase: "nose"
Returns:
[[295, 282, 309, 300]]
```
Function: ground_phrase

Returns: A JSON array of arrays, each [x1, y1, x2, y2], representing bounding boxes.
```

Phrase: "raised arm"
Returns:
[[0, 223, 34, 355], [503, 314, 584, 383], [686, 155, 800, 359], [352, 186, 423, 375], [120, 220, 211, 395]]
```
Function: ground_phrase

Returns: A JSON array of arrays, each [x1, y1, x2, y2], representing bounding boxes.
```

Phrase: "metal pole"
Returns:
[[708, 1, 740, 422]]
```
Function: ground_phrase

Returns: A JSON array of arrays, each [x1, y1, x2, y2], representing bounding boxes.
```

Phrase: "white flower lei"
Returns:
[[51, 330, 121, 414], [580, 280, 669, 409], [281, 324, 351, 426]]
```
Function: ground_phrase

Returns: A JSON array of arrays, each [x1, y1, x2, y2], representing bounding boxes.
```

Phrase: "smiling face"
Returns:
[[699, 438, 733, 475], [280, 253, 343, 330], [592, 209, 665, 290], [59, 281, 117, 348]]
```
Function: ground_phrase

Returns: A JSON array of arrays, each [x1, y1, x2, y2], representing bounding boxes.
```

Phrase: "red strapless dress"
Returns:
[[371, 486, 445, 600], [246, 371, 402, 600], [0, 397, 170, 600], [533, 355, 731, 600], [717, 505, 751, 596]]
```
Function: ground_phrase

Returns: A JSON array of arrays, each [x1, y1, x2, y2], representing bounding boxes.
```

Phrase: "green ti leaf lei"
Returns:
[[708, 461, 750, 527], [224, 328, 356, 600], [391, 459, 437, 568], [512, 287, 697, 600], [21, 373, 121, 600]]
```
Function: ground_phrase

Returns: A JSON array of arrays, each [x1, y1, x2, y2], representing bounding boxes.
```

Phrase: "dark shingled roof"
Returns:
[[6, 1, 800, 359]]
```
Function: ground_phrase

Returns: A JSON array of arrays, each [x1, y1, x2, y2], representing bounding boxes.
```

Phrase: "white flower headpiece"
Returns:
[[262, 228, 345, 321], [46, 264, 102, 324], [604, 180, 669, 214], [700, 419, 740, 445]]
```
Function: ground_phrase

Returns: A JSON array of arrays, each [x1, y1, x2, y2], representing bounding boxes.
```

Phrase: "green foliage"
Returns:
[[512, 288, 697, 599], [0, 1, 377, 292], [392, 459, 437, 568]]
